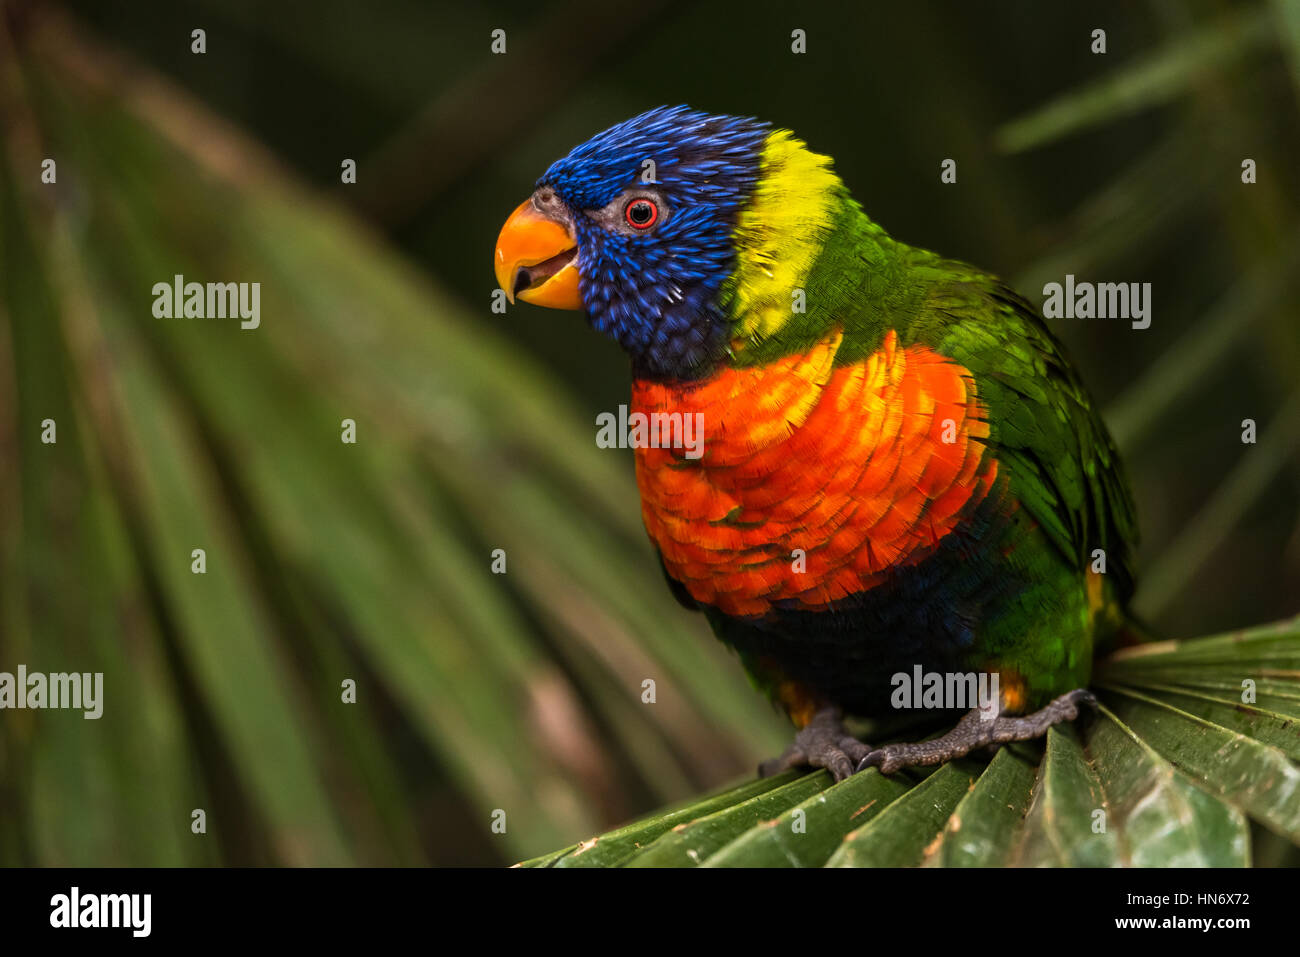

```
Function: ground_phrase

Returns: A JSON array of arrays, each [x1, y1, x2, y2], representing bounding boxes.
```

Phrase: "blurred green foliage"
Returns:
[[1, 0, 1298, 865]]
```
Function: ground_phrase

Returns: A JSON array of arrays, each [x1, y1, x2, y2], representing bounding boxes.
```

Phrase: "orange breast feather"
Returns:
[[632, 329, 999, 618]]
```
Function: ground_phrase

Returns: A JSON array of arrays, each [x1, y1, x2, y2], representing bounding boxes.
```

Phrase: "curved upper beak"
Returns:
[[494, 199, 582, 310]]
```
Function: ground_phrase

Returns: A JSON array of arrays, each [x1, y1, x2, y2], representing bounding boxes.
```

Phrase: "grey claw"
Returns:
[[856, 751, 884, 773]]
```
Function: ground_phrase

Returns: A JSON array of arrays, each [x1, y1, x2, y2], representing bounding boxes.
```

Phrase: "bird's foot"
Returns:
[[856, 688, 1097, 774], [759, 706, 870, 783]]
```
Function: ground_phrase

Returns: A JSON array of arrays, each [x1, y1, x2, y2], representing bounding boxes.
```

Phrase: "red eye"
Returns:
[[625, 198, 658, 229]]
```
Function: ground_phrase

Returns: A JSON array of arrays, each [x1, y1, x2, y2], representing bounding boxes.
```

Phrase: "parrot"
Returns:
[[493, 106, 1139, 781]]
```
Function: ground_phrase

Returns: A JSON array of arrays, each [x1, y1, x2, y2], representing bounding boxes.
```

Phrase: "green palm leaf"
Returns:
[[528, 618, 1299, 867]]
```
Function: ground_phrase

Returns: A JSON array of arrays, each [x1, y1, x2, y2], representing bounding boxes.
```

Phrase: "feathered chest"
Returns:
[[631, 329, 1000, 618]]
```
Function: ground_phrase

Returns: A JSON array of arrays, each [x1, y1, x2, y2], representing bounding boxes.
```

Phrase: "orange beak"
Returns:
[[494, 199, 582, 310]]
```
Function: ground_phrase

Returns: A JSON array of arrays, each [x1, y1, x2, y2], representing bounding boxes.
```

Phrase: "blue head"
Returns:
[[494, 106, 769, 379]]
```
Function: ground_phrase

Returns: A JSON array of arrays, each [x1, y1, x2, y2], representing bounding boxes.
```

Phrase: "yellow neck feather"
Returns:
[[723, 129, 843, 346]]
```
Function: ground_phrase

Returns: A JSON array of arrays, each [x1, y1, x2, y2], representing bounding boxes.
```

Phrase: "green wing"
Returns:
[[905, 257, 1140, 604]]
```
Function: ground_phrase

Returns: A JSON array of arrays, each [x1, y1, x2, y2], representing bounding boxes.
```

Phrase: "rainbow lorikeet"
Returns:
[[494, 106, 1139, 781]]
